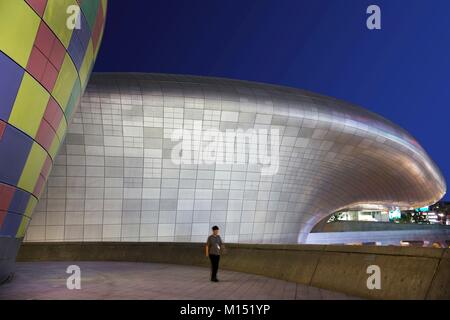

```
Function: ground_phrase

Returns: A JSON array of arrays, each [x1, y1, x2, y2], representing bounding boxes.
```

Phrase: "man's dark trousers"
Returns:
[[209, 254, 220, 280]]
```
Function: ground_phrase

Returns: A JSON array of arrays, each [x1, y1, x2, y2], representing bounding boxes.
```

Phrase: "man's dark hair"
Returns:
[[212, 225, 219, 230]]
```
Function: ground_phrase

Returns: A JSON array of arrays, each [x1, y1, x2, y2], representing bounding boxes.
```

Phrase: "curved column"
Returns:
[[0, 0, 107, 282]]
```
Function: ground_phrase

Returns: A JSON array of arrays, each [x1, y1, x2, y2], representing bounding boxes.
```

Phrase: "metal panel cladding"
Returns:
[[28, 73, 446, 244]]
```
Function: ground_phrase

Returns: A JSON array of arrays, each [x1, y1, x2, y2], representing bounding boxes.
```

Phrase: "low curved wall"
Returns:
[[16, 242, 450, 299]]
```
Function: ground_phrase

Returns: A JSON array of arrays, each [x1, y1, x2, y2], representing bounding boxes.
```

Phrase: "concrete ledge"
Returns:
[[314, 221, 450, 232], [17, 242, 450, 299], [426, 249, 450, 299], [307, 229, 450, 246]]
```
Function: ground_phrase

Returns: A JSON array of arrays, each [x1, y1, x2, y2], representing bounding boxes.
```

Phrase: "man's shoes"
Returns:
[[211, 278, 219, 282]]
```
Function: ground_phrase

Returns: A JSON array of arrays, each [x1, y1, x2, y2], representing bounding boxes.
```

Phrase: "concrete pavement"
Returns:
[[0, 261, 358, 300]]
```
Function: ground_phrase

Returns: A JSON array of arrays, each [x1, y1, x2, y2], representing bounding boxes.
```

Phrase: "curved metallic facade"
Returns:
[[0, 0, 107, 282], [25, 73, 446, 244]]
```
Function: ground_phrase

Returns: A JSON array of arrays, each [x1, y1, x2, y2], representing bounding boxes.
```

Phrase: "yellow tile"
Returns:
[[49, 134, 61, 160], [25, 196, 38, 217], [47, 119, 67, 160], [9, 73, 49, 138], [0, 1, 40, 67], [18, 143, 47, 194], [56, 116, 67, 140], [80, 40, 94, 90], [16, 215, 32, 238], [102, 0, 108, 17], [43, 0, 78, 48], [52, 54, 78, 109]]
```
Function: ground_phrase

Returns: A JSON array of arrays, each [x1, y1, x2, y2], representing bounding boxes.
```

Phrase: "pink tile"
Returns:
[[34, 22, 55, 57], [26, 46, 48, 81], [26, 0, 48, 17], [0, 184, 15, 211], [41, 62, 58, 92], [35, 119, 55, 151], [0, 121, 5, 140], [43, 98, 63, 132], [49, 40, 66, 70]]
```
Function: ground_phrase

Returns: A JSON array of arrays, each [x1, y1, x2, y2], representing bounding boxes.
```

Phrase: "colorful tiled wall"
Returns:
[[0, 0, 107, 239]]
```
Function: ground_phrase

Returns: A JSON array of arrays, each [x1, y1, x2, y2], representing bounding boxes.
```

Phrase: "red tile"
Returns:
[[26, 0, 48, 17], [34, 22, 55, 57], [43, 98, 64, 131], [0, 184, 15, 211], [41, 156, 52, 178], [0, 210, 6, 227], [49, 40, 66, 70], [33, 175, 46, 196], [41, 62, 58, 92], [27, 46, 48, 81], [33, 154, 52, 196], [0, 121, 5, 140], [92, 3, 105, 52], [36, 119, 56, 151]]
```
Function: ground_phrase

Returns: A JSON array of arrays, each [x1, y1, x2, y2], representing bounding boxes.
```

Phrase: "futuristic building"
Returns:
[[0, 1, 446, 288], [0, 0, 107, 282], [24, 73, 446, 245]]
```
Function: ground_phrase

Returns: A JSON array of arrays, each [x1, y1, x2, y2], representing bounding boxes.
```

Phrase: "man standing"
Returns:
[[205, 225, 225, 282]]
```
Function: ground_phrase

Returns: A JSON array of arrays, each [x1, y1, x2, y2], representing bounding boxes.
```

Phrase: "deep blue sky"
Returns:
[[94, 0, 450, 200]]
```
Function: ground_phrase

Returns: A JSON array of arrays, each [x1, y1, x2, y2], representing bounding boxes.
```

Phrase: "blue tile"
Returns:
[[0, 212, 22, 237], [9, 188, 30, 214], [0, 51, 24, 121], [0, 125, 33, 186]]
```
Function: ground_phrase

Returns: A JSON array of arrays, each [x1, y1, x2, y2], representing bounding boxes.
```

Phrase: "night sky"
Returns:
[[94, 0, 450, 200]]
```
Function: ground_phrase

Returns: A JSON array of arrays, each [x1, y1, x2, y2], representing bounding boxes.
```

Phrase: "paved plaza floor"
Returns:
[[0, 261, 358, 300]]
